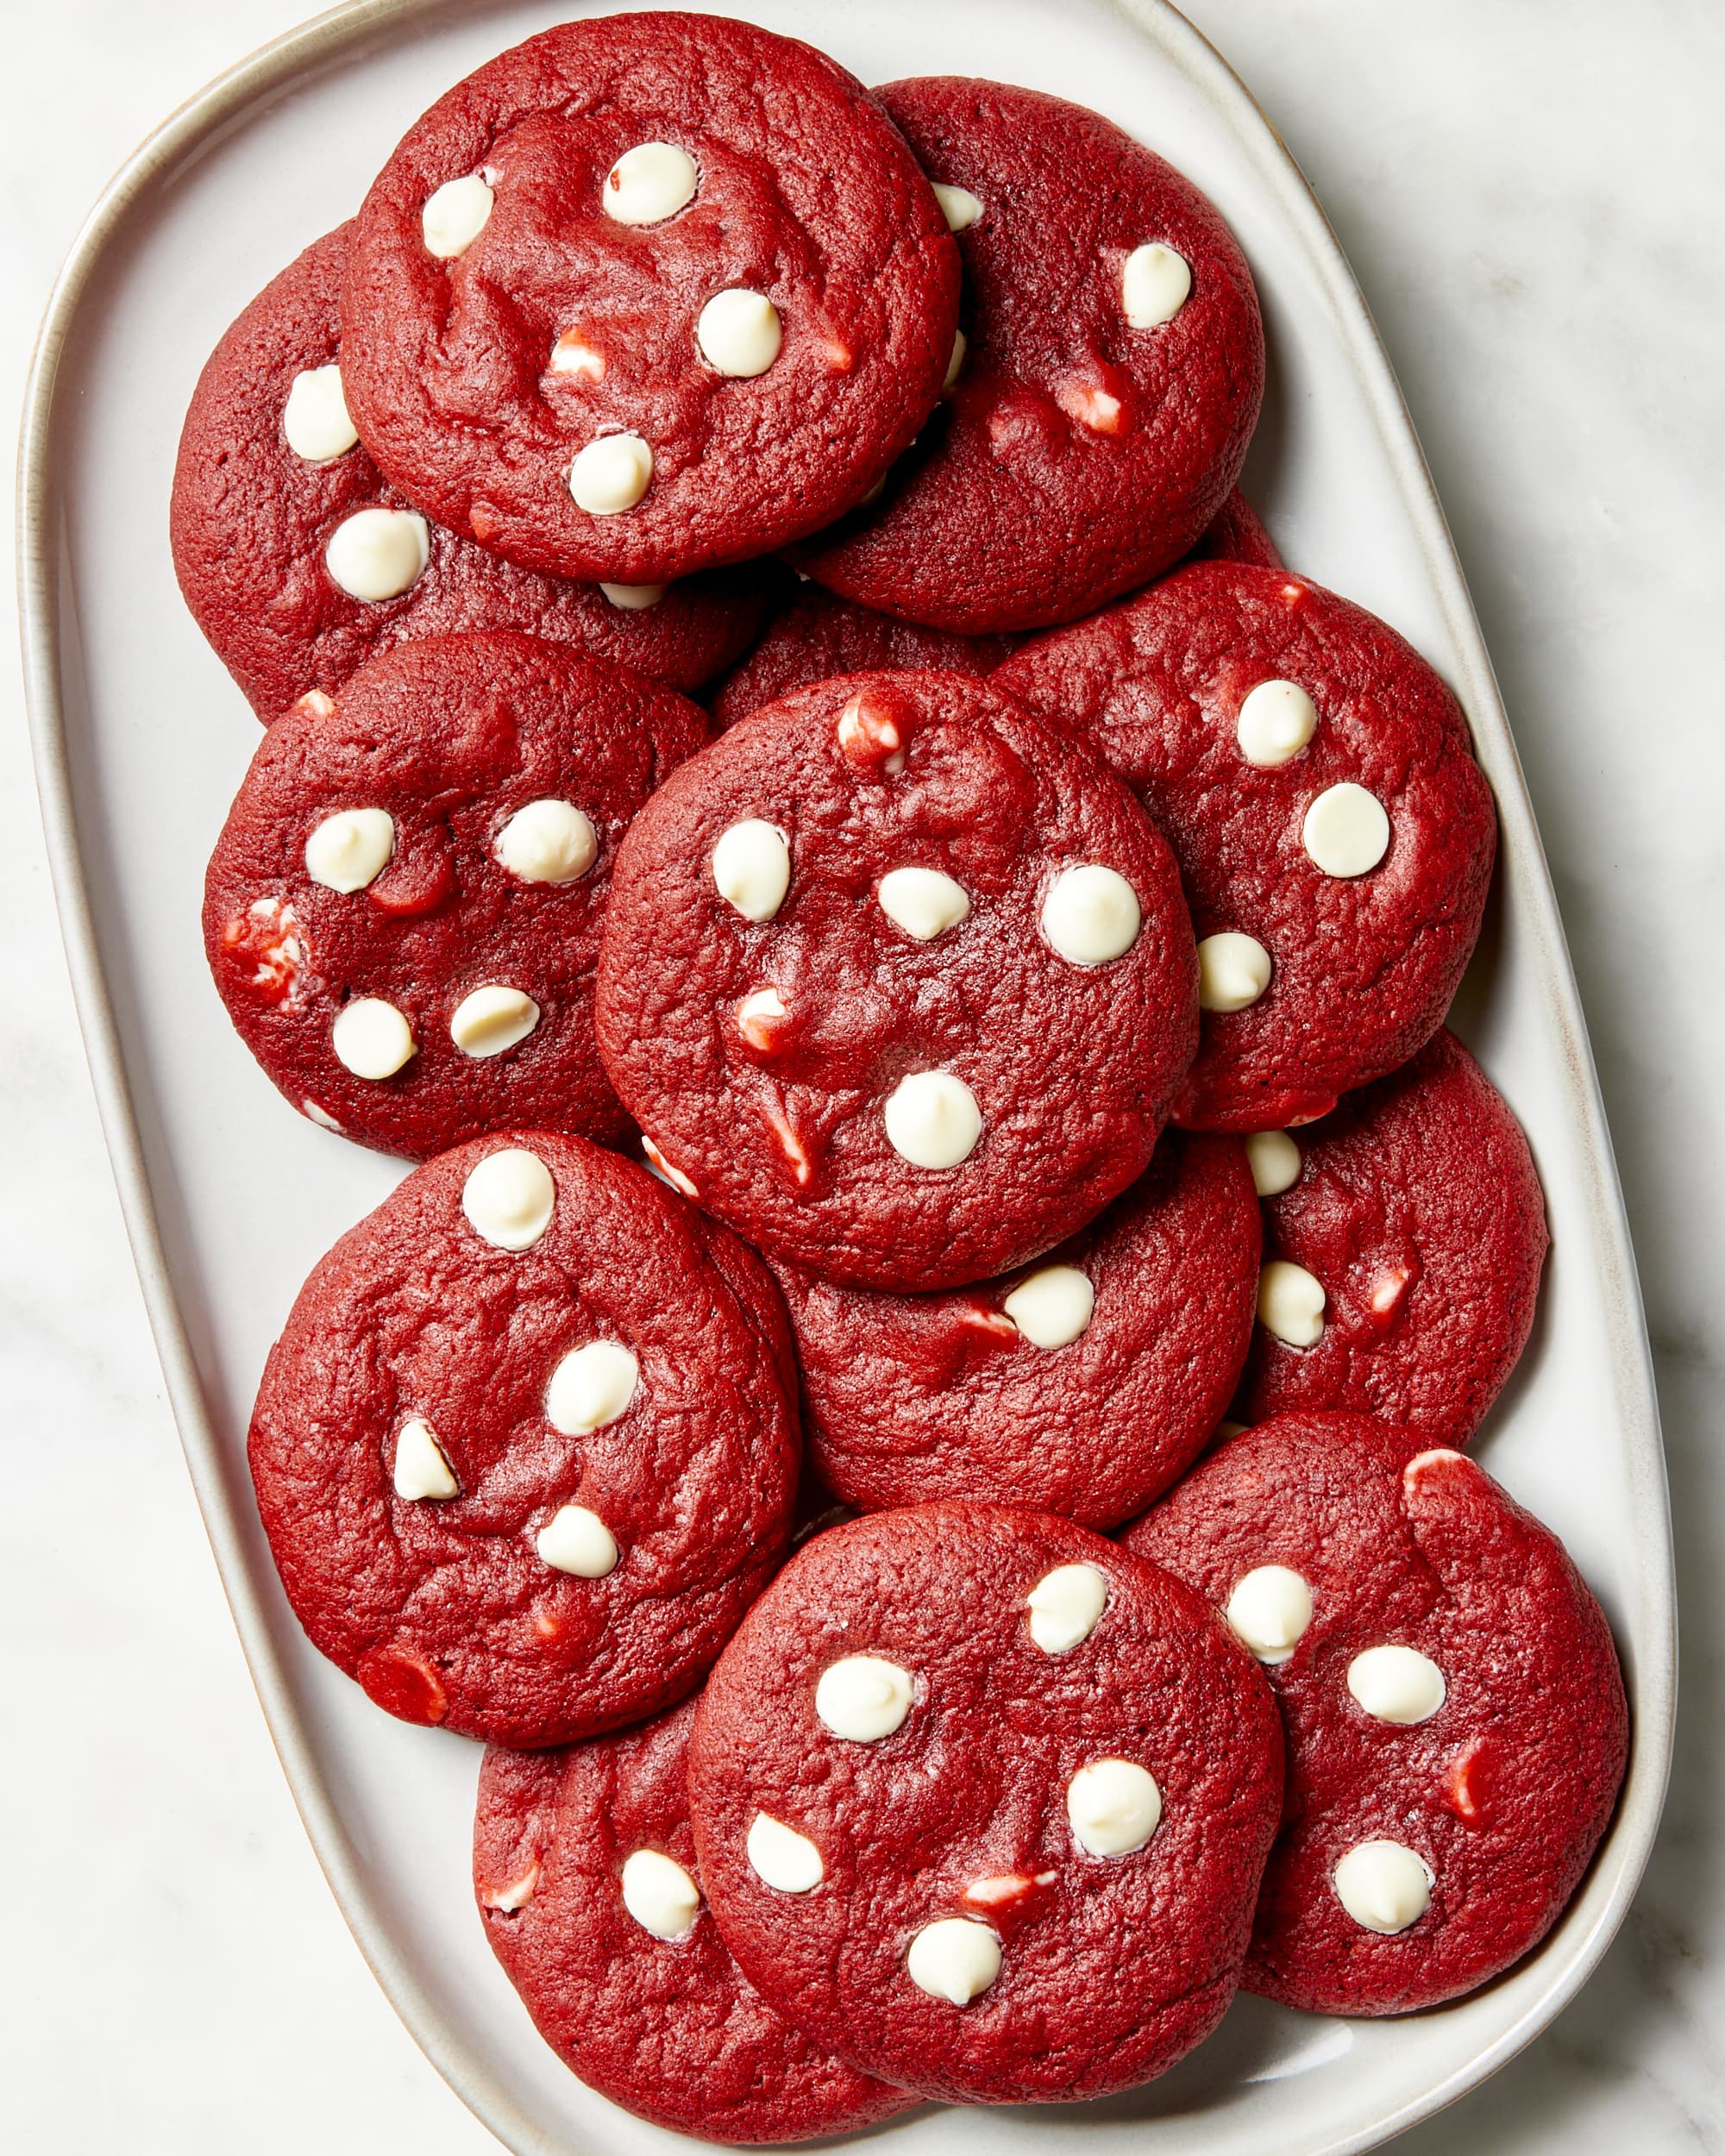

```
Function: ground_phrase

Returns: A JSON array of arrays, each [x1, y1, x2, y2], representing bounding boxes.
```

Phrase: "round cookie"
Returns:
[[594, 669, 1199, 1291], [1189, 488, 1282, 571], [996, 561, 1497, 1130], [1125, 1413, 1628, 2015], [340, 15, 960, 585], [204, 630, 708, 1158], [475, 1699, 918, 2142], [788, 78, 1263, 633], [687, 1504, 1283, 2104], [248, 1131, 800, 1748], [775, 1131, 1260, 1527], [170, 225, 767, 719], [1238, 1030, 1547, 1445]]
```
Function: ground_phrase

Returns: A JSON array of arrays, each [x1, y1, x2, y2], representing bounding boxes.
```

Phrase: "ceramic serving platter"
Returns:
[[17, 1, 1674, 2150]]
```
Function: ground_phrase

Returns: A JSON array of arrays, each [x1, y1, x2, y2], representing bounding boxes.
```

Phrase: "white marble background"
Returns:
[[2, 1, 1721, 2147]]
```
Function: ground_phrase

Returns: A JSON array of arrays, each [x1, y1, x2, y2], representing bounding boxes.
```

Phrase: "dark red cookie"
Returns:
[[595, 669, 1198, 1291], [997, 561, 1496, 1130], [475, 1699, 917, 2143], [248, 1131, 799, 1747], [775, 1132, 1260, 1527], [204, 630, 708, 1159], [1189, 488, 1282, 570], [340, 15, 960, 586], [1126, 1413, 1628, 2015], [788, 79, 1263, 633], [1238, 1031, 1547, 1445], [170, 225, 767, 720], [687, 1504, 1282, 2104]]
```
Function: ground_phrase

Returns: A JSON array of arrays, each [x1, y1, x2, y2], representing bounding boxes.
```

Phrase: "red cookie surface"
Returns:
[[248, 1131, 799, 1746], [687, 1505, 1283, 2104], [170, 225, 766, 720], [204, 631, 708, 1159], [1126, 1413, 1628, 2015], [1238, 1031, 1547, 1445], [997, 561, 1496, 1130], [474, 1699, 918, 2143], [341, 14, 960, 585], [789, 79, 1263, 633], [595, 670, 1199, 1291], [1189, 487, 1283, 570], [775, 1132, 1259, 1527]]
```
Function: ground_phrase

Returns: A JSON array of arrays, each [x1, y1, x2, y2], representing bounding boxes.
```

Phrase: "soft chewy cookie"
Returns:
[[687, 1504, 1283, 2104], [997, 561, 1496, 1129], [248, 1131, 799, 1748], [475, 1700, 918, 2143], [204, 630, 708, 1159], [595, 670, 1198, 1291], [341, 14, 959, 585], [775, 1132, 1259, 1527], [789, 79, 1263, 633], [1126, 1413, 1628, 2015], [1239, 1030, 1547, 1445], [170, 225, 766, 719]]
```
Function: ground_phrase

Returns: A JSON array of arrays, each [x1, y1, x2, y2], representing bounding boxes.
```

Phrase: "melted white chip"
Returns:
[[304, 807, 394, 893], [282, 364, 358, 461], [482, 1861, 540, 1912], [712, 819, 791, 922], [324, 509, 430, 602], [1226, 1565, 1313, 1664], [1026, 1564, 1108, 1653], [1121, 242, 1192, 329], [494, 799, 596, 886], [1333, 1840, 1433, 1934], [1236, 680, 1317, 768], [1347, 1645, 1447, 1725], [737, 987, 787, 1046], [1041, 864, 1142, 965], [1244, 1130, 1301, 1197], [461, 1146, 555, 1251], [449, 985, 539, 1058], [620, 1850, 701, 1941], [599, 580, 668, 610], [815, 1655, 913, 1742], [747, 1812, 824, 1894], [1258, 1260, 1326, 1346], [536, 1504, 619, 1577], [422, 172, 494, 258], [641, 1135, 699, 1198], [877, 867, 970, 941], [1197, 931, 1271, 1012], [944, 329, 968, 392], [569, 433, 654, 515], [1003, 1266, 1095, 1350], [392, 1418, 458, 1501], [1067, 1759, 1162, 1856], [604, 141, 699, 225], [331, 998, 416, 1080], [933, 183, 983, 231], [883, 1071, 982, 1169], [1302, 783, 1391, 878], [906, 1920, 1001, 2006], [302, 1100, 342, 1133], [545, 1340, 640, 1435], [697, 288, 783, 378]]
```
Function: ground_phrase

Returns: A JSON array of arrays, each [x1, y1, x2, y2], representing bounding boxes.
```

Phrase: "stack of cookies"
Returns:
[[173, 10, 1628, 2140]]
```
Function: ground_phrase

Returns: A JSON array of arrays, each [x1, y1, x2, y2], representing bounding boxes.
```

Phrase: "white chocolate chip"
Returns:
[[1041, 864, 1142, 966], [882, 1070, 982, 1169], [282, 365, 358, 461], [944, 329, 968, 392], [836, 693, 906, 774], [604, 141, 699, 226], [932, 183, 983, 232], [324, 509, 430, 602], [481, 1860, 540, 1912], [1066, 1759, 1162, 1857], [1245, 1130, 1301, 1197], [1258, 1259, 1326, 1346], [906, 1920, 1000, 2006], [1347, 1645, 1447, 1725], [1333, 1840, 1433, 1934], [712, 819, 791, 922], [545, 1340, 639, 1435], [1121, 242, 1191, 329], [1197, 931, 1271, 1012], [536, 1504, 618, 1577], [620, 1849, 701, 1941], [1003, 1266, 1095, 1350], [569, 433, 654, 515], [1026, 1564, 1108, 1653], [697, 288, 782, 378], [599, 581, 668, 610], [641, 1135, 699, 1199], [331, 998, 416, 1080], [814, 1655, 913, 1742], [737, 987, 787, 1047], [550, 333, 605, 381], [1236, 680, 1318, 768], [422, 172, 494, 258], [449, 985, 539, 1059], [1302, 783, 1391, 878], [294, 690, 336, 720], [494, 799, 597, 886], [303, 1100, 342, 1132], [304, 807, 394, 893], [877, 867, 970, 942], [461, 1146, 555, 1250], [392, 1418, 457, 1501], [1226, 1565, 1313, 1664], [747, 1812, 824, 1893]]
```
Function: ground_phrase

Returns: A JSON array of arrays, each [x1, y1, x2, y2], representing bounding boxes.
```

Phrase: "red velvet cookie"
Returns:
[[775, 1132, 1259, 1527], [687, 1505, 1283, 2104], [997, 562, 1496, 1130], [204, 630, 708, 1159], [170, 225, 766, 720], [341, 15, 959, 585], [594, 670, 1198, 1291], [1126, 1413, 1628, 2015], [248, 1131, 799, 1748], [475, 1699, 917, 2142], [1238, 1031, 1547, 1445], [789, 79, 1263, 633], [1189, 488, 1282, 571]]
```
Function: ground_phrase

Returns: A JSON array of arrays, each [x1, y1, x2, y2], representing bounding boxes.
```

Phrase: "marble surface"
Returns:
[[2, 1, 1721, 2148]]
